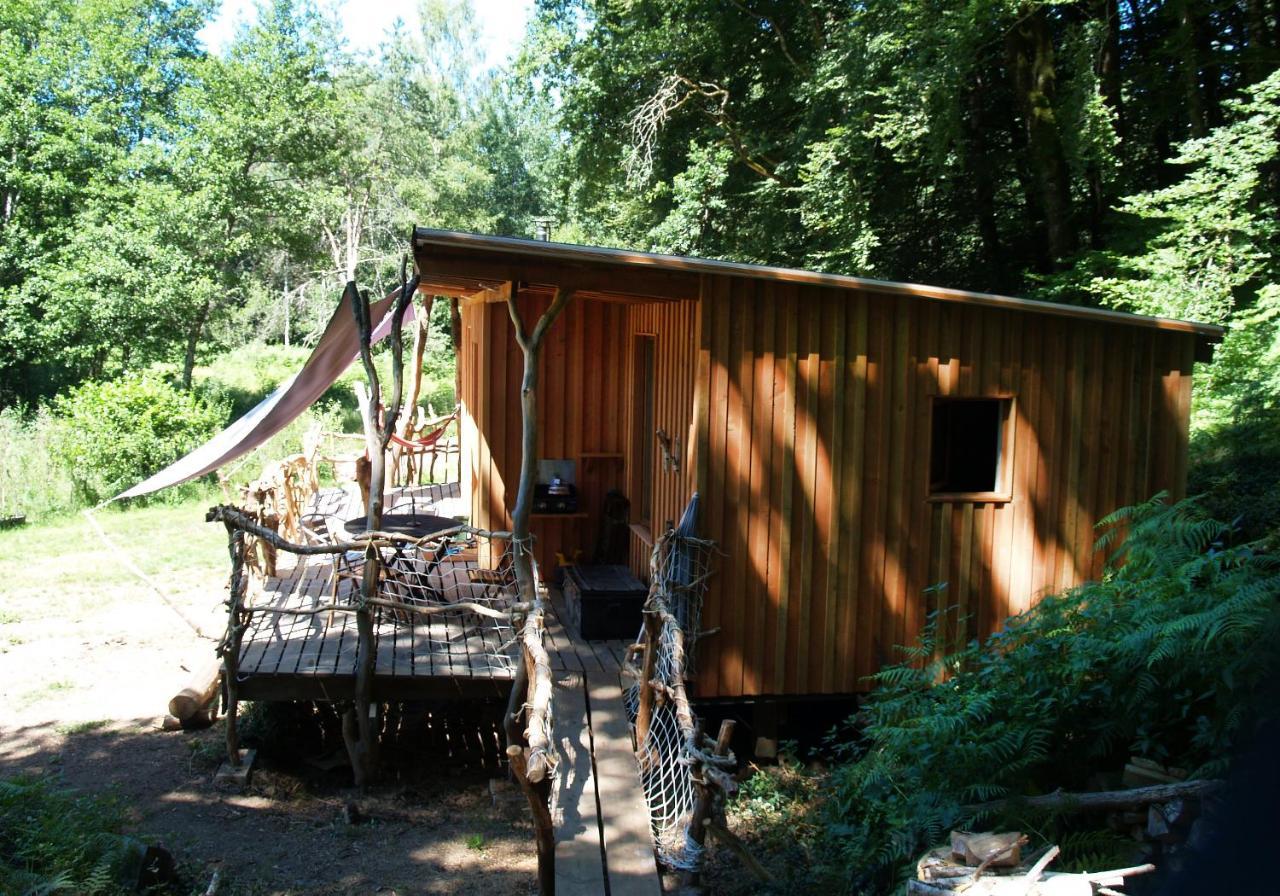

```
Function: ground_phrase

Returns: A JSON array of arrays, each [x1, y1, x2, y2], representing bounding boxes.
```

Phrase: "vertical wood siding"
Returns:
[[459, 293, 632, 570], [692, 277, 1197, 698], [459, 292, 701, 574], [623, 300, 701, 575], [460, 277, 1197, 699]]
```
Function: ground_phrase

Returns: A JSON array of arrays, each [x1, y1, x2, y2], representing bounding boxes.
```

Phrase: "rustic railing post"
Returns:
[[502, 281, 575, 895], [342, 264, 417, 788], [635, 609, 662, 748], [684, 718, 736, 885], [221, 524, 248, 766]]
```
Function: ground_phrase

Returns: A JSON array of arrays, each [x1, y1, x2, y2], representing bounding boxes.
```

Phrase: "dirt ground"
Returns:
[[0, 556, 538, 895]]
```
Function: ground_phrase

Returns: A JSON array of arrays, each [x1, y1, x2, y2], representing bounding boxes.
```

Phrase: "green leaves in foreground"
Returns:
[[752, 495, 1280, 893], [0, 776, 139, 896]]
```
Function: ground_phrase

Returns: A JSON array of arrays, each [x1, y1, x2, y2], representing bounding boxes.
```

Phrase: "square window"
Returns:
[[929, 398, 1010, 496]]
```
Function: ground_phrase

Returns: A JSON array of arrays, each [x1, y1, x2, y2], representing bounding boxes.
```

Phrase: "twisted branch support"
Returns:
[[342, 267, 417, 789], [220, 524, 248, 766], [503, 282, 575, 895]]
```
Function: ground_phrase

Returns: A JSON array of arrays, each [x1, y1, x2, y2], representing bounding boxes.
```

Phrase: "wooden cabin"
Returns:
[[413, 228, 1220, 701]]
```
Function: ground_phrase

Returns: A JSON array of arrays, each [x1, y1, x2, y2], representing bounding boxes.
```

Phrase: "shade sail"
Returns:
[[114, 288, 413, 501]]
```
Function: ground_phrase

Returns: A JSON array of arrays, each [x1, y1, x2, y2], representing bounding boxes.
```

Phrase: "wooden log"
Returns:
[[962, 779, 1221, 817], [508, 744, 555, 896], [634, 610, 662, 747], [169, 658, 222, 721], [222, 527, 247, 767], [522, 609, 555, 784], [682, 718, 736, 886]]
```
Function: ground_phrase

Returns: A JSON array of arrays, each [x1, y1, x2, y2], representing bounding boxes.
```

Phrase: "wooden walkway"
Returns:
[[231, 484, 661, 893], [545, 590, 661, 895]]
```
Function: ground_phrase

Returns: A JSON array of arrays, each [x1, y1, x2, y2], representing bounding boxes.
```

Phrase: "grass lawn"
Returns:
[[0, 491, 228, 600]]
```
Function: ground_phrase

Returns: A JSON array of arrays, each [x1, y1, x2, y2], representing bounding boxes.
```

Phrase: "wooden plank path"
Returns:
[[545, 591, 662, 896], [230, 484, 660, 892]]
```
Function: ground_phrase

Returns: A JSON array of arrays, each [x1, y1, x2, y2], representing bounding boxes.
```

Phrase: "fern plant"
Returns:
[[0, 777, 139, 896], [767, 495, 1280, 894]]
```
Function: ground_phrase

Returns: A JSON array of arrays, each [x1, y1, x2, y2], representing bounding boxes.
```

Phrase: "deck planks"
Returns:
[[232, 484, 657, 892]]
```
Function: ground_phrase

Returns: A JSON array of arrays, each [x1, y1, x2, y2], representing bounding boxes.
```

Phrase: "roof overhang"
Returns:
[[412, 227, 1224, 357]]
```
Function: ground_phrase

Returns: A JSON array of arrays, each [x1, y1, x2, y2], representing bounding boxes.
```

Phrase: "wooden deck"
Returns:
[[235, 484, 630, 700], [230, 484, 661, 893]]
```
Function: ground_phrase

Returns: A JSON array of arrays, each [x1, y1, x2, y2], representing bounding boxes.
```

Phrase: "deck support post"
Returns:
[[504, 281, 575, 896], [683, 718, 736, 886], [342, 265, 417, 789], [634, 609, 662, 749], [221, 525, 247, 766]]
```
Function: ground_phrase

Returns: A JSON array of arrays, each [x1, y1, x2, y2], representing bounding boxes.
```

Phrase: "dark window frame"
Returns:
[[926, 396, 1015, 504]]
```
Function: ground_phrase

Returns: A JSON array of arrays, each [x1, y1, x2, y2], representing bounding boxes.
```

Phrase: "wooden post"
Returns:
[[505, 283, 574, 599], [634, 610, 662, 749], [502, 281, 574, 896], [507, 744, 555, 895], [222, 525, 247, 766], [342, 265, 417, 789], [684, 718, 736, 886]]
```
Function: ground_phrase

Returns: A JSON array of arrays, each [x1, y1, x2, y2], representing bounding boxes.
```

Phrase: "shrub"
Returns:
[[0, 776, 138, 895], [724, 495, 1280, 893], [53, 373, 228, 504], [0, 407, 77, 519]]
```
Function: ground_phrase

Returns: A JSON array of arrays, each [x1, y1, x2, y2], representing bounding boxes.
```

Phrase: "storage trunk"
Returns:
[[564, 565, 647, 640]]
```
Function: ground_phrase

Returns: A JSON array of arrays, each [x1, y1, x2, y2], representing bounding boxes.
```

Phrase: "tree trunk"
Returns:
[[342, 273, 415, 789], [1097, 0, 1124, 137], [1178, 0, 1209, 138], [963, 78, 1006, 287], [1005, 5, 1076, 265], [183, 297, 213, 390], [505, 284, 574, 598]]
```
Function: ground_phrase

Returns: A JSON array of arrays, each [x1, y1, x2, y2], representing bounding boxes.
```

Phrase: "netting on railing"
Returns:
[[212, 501, 526, 681], [325, 529, 524, 676], [623, 528, 731, 872]]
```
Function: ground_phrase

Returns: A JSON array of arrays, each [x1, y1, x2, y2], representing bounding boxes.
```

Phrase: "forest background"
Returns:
[[2, 3, 1279, 892], [1, 0, 1277, 531]]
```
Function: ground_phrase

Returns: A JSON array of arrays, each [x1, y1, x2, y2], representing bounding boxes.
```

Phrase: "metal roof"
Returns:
[[413, 227, 1223, 343]]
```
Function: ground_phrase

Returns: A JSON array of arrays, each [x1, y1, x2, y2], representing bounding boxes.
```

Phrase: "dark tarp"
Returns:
[[114, 289, 412, 501]]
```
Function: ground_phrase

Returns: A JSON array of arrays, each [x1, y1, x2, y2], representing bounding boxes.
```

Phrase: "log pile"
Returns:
[[911, 777, 1224, 895], [911, 834, 1154, 895]]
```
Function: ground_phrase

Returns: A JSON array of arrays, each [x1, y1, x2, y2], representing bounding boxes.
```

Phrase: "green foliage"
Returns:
[[1040, 71, 1280, 431], [52, 373, 227, 504], [0, 407, 76, 519], [0, 777, 137, 896], [728, 496, 1280, 893]]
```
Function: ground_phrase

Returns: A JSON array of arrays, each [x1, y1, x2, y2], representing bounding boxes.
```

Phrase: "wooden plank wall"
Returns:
[[458, 292, 633, 571], [623, 300, 701, 575], [693, 277, 1197, 698]]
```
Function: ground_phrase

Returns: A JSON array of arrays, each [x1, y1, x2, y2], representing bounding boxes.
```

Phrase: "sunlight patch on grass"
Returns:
[[54, 719, 110, 736], [16, 679, 74, 709], [0, 494, 227, 595]]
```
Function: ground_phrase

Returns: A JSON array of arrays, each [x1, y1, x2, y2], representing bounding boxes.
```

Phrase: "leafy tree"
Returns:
[[0, 0, 208, 403]]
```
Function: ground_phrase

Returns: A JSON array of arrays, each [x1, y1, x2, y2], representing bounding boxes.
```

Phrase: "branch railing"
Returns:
[[503, 552, 557, 894], [625, 526, 735, 883], [207, 504, 528, 765]]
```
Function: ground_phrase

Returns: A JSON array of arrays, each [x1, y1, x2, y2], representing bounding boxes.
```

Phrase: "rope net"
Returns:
[[325, 528, 523, 677], [623, 529, 724, 872]]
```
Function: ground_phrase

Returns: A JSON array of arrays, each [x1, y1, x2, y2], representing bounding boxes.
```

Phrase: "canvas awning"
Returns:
[[114, 288, 414, 501]]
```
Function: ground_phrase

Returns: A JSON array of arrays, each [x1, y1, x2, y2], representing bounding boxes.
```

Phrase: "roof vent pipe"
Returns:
[[532, 217, 554, 241]]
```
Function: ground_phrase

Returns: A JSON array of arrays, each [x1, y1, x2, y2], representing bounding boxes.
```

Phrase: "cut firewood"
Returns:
[[169, 657, 221, 721], [951, 831, 1024, 867]]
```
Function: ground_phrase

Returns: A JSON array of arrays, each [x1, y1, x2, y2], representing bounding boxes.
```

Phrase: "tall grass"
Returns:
[[0, 341, 457, 522], [0, 408, 76, 519]]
